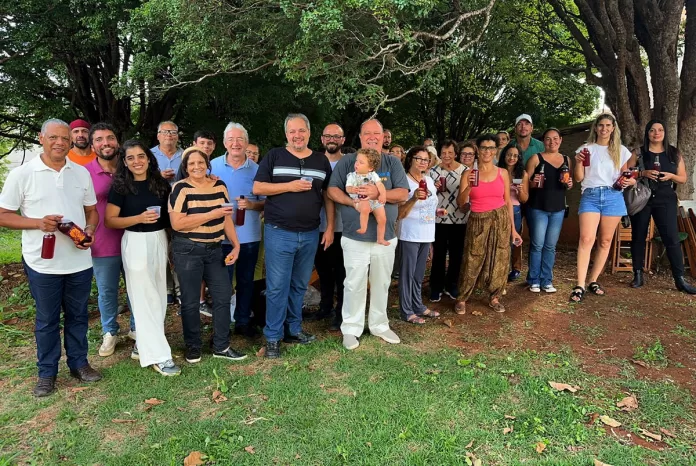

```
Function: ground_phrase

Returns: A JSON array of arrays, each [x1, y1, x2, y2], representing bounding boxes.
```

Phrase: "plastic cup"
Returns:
[[301, 176, 313, 183], [221, 202, 234, 215], [512, 178, 522, 186], [146, 206, 161, 218]]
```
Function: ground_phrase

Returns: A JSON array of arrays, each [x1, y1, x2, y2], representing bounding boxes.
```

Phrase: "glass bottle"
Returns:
[[535, 164, 546, 188], [470, 161, 479, 187], [57, 219, 91, 247], [235, 195, 246, 226], [41, 233, 55, 259]]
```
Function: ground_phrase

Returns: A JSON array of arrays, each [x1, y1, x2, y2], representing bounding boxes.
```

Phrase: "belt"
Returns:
[[173, 236, 222, 249]]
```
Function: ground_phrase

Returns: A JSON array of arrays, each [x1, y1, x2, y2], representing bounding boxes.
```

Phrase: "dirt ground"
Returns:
[[2, 246, 696, 395]]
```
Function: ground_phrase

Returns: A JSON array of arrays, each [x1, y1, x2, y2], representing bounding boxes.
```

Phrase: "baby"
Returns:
[[346, 148, 389, 245]]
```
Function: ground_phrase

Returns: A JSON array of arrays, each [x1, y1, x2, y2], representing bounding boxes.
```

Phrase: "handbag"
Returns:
[[623, 154, 651, 216]]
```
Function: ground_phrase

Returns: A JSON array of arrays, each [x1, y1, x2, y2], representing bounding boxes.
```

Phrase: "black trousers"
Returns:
[[630, 194, 683, 277], [314, 232, 345, 312], [430, 223, 467, 294]]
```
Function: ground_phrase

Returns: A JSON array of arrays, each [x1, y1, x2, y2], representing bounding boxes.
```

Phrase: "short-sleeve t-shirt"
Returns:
[[399, 176, 437, 243], [577, 143, 632, 191], [107, 180, 171, 232], [169, 179, 230, 242], [346, 171, 382, 200], [329, 153, 410, 242], [253, 148, 331, 232], [507, 138, 545, 164]]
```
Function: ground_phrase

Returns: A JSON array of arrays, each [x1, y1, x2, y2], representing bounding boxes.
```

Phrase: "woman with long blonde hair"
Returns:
[[569, 114, 635, 303]]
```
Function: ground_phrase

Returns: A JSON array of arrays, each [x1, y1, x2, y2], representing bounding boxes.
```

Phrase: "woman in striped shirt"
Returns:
[[169, 147, 245, 364]]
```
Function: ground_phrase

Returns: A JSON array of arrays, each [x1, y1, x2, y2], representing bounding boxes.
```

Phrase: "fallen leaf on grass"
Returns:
[[587, 413, 599, 425], [184, 451, 205, 466], [535, 442, 546, 454], [639, 429, 662, 441], [112, 419, 136, 424], [256, 346, 266, 357], [212, 390, 227, 403], [443, 319, 453, 328], [593, 460, 613, 466], [70, 387, 89, 393], [2, 317, 19, 325], [503, 426, 513, 434], [548, 381, 580, 392], [504, 414, 516, 420], [616, 395, 638, 412], [631, 359, 649, 368], [465, 440, 474, 449], [471, 310, 483, 316], [144, 398, 164, 406], [465, 452, 482, 466], [659, 427, 676, 438], [599, 415, 621, 427], [244, 445, 256, 454]]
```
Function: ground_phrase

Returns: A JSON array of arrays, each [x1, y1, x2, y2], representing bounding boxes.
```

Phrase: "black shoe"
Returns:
[[69, 365, 102, 383], [33, 376, 56, 397], [305, 308, 334, 322], [265, 341, 281, 359], [185, 346, 202, 364], [630, 270, 644, 288], [283, 331, 317, 345], [213, 347, 248, 361], [329, 311, 342, 331], [234, 324, 259, 337], [675, 276, 696, 295]]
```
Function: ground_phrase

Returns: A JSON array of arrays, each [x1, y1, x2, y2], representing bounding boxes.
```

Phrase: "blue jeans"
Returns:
[[23, 262, 93, 378], [264, 224, 319, 342], [578, 186, 627, 216], [93, 256, 134, 335], [222, 241, 260, 327], [526, 208, 565, 287]]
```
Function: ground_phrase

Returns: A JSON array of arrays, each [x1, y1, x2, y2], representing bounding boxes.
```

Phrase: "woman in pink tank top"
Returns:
[[455, 135, 522, 314]]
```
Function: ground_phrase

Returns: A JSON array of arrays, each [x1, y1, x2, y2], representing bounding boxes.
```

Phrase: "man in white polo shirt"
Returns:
[[0, 118, 102, 397]]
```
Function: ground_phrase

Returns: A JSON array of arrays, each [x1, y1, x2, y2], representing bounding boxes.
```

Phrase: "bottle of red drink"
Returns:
[[235, 195, 246, 226], [57, 219, 91, 247], [559, 162, 570, 185], [470, 161, 479, 187], [438, 176, 446, 193], [653, 157, 661, 174], [418, 175, 428, 198], [613, 171, 632, 190], [630, 167, 639, 179], [535, 164, 546, 188], [581, 145, 591, 167], [41, 233, 55, 259]]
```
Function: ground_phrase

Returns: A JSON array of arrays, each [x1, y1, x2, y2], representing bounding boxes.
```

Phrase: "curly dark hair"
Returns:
[[497, 145, 525, 179], [112, 139, 170, 200], [404, 145, 429, 172]]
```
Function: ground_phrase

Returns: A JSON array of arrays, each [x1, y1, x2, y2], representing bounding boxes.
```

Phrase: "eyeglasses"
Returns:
[[413, 157, 430, 163], [158, 130, 178, 136], [460, 152, 476, 157], [322, 134, 344, 140], [478, 146, 497, 152], [225, 137, 246, 144]]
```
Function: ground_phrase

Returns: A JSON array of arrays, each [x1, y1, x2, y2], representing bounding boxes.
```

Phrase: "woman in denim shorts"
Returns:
[[570, 114, 635, 302]]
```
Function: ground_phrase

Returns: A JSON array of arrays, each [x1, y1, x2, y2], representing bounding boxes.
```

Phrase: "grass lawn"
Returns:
[[1, 327, 695, 465], [0, 228, 21, 266]]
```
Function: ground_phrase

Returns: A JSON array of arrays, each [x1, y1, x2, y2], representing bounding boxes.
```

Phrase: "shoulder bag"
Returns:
[[623, 154, 651, 216]]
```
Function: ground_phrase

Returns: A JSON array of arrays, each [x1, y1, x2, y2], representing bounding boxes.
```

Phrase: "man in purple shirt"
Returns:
[[84, 123, 134, 357]]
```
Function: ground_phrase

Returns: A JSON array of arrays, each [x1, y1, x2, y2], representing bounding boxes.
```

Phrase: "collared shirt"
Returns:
[[151, 145, 183, 184], [509, 138, 545, 164], [0, 156, 96, 274], [85, 159, 123, 257], [67, 149, 97, 166], [210, 155, 262, 244]]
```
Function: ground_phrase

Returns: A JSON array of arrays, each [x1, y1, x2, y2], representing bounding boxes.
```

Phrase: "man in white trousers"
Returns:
[[327, 119, 409, 350]]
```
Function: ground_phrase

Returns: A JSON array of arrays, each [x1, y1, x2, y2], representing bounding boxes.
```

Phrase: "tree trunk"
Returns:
[[678, 0, 696, 198]]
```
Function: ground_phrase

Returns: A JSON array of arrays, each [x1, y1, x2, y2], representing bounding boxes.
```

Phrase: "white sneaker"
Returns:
[[374, 329, 400, 344], [343, 334, 359, 350], [529, 284, 541, 293], [127, 330, 136, 341], [543, 284, 557, 293], [99, 332, 118, 357]]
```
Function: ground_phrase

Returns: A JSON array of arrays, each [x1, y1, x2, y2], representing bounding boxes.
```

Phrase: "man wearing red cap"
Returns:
[[67, 119, 97, 166]]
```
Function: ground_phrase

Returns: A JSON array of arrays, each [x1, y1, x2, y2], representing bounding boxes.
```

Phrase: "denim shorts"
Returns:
[[578, 186, 627, 217]]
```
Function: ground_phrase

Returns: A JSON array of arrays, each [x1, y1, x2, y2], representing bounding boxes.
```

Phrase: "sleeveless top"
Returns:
[[643, 149, 677, 201], [528, 153, 567, 213], [470, 168, 506, 213]]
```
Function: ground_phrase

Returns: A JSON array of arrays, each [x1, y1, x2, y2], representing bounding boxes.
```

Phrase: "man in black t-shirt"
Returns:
[[253, 113, 334, 359]]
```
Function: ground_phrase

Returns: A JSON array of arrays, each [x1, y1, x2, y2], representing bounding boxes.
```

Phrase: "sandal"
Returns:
[[454, 300, 466, 315], [489, 299, 506, 313], [587, 282, 605, 296], [419, 308, 440, 318], [569, 286, 585, 303], [404, 314, 426, 325]]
